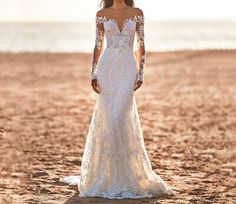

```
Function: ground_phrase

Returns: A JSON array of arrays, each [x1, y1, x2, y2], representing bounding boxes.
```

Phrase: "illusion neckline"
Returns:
[[97, 15, 143, 34]]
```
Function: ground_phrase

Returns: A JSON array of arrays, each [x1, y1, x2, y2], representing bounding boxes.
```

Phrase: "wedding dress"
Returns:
[[60, 12, 173, 199]]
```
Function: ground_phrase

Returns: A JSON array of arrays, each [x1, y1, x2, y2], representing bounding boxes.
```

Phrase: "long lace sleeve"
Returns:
[[135, 13, 145, 82], [90, 15, 105, 81]]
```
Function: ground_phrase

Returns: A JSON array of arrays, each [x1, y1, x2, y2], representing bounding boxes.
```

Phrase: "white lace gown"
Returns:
[[60, 12, 173, 199]]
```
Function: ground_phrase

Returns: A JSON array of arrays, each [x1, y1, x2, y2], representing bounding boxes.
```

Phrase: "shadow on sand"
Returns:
[[63, 193, 172, 204]]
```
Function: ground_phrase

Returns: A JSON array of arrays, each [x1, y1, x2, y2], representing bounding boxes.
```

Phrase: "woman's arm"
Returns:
[[135, 9, 145, 82], [90, 12, 105, 81]]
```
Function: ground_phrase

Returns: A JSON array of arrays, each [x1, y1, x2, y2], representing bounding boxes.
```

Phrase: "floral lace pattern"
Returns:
[[90, 16, 105, 81], [135, 15, 145, 82], [60, 12, 173, 199], [90, 14, 146, 81], [136, 55, 145, 81], [91, 63, 98, 80]]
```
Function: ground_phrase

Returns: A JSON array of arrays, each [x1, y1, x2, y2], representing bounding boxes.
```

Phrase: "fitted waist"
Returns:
[[105, 46, 133, 51], [100, 47, 136, 65]]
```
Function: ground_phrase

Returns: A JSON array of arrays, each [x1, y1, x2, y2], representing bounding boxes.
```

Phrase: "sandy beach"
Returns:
[[0, 50, 235, 204]]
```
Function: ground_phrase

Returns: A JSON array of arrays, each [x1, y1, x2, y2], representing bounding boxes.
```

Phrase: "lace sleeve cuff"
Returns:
[[136, 54, 145, 82], [91, 63, 98, 80], [136, 69, 144, 81]]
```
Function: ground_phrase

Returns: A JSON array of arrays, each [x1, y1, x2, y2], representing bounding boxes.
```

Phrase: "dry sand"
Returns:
[[0, 50, 235, 204]]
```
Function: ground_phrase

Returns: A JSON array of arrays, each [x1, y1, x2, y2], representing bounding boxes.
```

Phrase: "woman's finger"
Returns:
[[92, 81, 100, 94], [134, 82, 137, 90], [93, 86, 99, 94], [134, 81, 142, 91], [134, 85, 140, 91], [97, 81, 100, 92], [92, 85, 99, 94]]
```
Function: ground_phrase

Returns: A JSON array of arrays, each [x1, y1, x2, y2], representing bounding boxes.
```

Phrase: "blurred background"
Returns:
[[1, 0, 236, 52]]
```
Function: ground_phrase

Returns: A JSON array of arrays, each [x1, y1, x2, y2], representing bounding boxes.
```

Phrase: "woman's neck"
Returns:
[[112, 0, 128, 9]]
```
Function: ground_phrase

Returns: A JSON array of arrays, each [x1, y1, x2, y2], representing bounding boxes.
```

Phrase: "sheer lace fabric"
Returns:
[[60, 13, 173, 199], [91, 15, 145, 82]]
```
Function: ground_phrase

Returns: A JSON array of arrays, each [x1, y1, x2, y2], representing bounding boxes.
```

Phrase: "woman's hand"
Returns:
[[134, 80, 143, 91], [91, 79, 100, 94]]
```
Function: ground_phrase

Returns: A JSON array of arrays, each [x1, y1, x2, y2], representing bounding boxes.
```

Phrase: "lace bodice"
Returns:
[[91, 12, 145, 82]]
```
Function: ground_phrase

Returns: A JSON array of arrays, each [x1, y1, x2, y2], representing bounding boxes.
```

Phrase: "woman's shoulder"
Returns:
[[133, 7, 144, 16], [96, 8, 110, 17], [95, 7, 143, 18]]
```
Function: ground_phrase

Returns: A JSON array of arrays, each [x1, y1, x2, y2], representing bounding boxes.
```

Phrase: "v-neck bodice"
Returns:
[[96, 15, 144, 49], [105, 17, 136, 34], [91, 12, 146, 82]]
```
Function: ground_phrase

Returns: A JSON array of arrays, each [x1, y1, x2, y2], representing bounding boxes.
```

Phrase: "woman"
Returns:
[[60, 0, 174, 199]]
